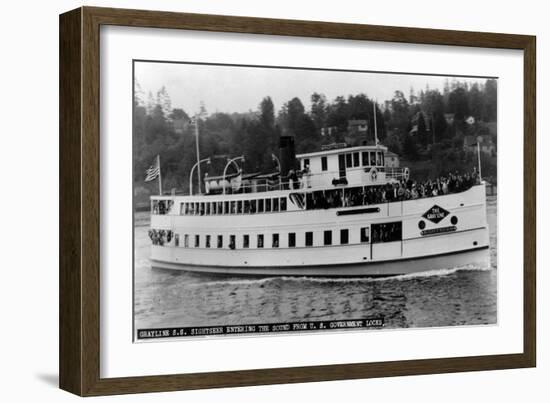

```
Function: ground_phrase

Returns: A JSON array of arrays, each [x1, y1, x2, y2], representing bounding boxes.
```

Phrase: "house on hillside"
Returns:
[[444, 113, 455, 125], [385, 151, 400, 168], [320, 126, 338, 137], [347, 119, 369, 135], [173, 117, 190, 135]]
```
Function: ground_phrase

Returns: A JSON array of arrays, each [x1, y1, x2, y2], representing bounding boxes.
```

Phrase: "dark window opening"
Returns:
[[195, 234, 200, 248], [217, 235, 223, 248], [258, 199, 264, 213], [360, 227, 369, 243], [353, 152, 360, 167], [272, 234, 279, 248], [324, 230, 332, 246], [257, 234, 264, 248], [346, 153, 353, 168], [340, 229, 349, 245], [305, 232, 313, 247], [243, 235, 250, 248], [321, 156, 328, 171], [229, 235, 236, 249], [362, 151, 369, 166], [280, 197, 287, 211], [288, 232, 296, 247]]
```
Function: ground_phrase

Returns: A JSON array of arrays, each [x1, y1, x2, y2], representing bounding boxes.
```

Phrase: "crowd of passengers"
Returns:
[[152, 200, 174, 215], [148, 229, 173, 246], [306, 168, 480, 210], [151, 169, 480, 215], [371, 222, 402, 244]]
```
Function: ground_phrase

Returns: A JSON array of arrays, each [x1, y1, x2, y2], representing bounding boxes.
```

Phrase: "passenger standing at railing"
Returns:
[[442, 179, 449, 194], [288, 169, 299, 190], [411, 186, 419, 199], [301, 166, 311, 189]]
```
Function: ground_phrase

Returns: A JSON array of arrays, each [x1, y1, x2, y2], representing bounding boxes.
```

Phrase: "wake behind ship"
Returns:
[[146, 132, 489, 276]]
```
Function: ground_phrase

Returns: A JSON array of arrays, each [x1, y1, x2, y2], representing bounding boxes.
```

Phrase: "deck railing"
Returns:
[[385, 167, 409, 182], [156, 167, 404, 198]]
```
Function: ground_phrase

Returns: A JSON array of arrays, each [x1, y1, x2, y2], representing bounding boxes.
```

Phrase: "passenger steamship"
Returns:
[[147, 132, 489, 276]]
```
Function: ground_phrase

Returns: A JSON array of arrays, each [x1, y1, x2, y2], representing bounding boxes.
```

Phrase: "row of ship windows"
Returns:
[[174, 222, 402, 248], [179, 197, 288, 216], [304, 151, 384, 171], [150, 222, 402, 248], [175, 228, 373, 249]]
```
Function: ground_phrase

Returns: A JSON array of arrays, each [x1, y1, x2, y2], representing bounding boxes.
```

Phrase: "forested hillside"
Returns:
[[133, 79, 497, 200]]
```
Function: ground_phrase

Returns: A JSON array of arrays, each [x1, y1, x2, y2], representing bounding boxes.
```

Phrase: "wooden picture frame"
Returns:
[[59, 6, 536, 396]]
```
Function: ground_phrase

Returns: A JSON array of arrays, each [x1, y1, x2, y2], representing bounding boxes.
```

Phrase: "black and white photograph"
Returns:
[[133, 61, 498, 340]]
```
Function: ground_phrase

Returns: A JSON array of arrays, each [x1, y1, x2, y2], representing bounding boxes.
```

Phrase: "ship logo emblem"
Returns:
[[422, 205, 449, 224]]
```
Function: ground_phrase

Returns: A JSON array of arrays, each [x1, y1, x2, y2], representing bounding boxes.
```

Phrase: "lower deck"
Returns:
[[148, 184, 489, 275]]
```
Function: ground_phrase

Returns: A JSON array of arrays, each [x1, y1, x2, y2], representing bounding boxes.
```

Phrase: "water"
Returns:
[[134, 196, 497, 333]]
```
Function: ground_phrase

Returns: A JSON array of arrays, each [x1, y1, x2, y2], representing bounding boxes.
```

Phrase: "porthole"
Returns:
[[418, 220, 426, 230], [451, 216, 458, 225]]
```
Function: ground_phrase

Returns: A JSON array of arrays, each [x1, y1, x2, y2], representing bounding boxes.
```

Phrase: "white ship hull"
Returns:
[[148, 184, 490, 276], [151, 246, 488, 276]]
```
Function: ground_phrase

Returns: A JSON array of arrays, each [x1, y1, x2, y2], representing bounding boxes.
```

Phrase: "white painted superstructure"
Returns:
[[147, 143, 489, 276]]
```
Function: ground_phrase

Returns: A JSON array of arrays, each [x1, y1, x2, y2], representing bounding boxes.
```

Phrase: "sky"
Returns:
[[134, 61, 491, 116]]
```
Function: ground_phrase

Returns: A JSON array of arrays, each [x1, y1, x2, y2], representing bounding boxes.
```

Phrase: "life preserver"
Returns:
[[370, 167, 378, 182], [403, 167, 410, 182]]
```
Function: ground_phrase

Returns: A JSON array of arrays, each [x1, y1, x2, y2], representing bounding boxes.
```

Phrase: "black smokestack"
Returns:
[[279, 135, 296, 179]]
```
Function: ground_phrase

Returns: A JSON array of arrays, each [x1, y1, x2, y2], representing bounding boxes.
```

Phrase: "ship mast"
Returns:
[[194, 114, 202, 194]]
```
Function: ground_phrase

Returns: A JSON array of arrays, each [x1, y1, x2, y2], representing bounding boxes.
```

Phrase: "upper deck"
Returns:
[[297, 144, 401, 189], [198, 144, 407, 197]]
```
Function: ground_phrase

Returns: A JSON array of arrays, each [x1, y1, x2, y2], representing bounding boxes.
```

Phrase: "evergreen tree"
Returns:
[[310, 92, 327, 132], [483, 79, 497, 122], [156, 86, 172, 121]]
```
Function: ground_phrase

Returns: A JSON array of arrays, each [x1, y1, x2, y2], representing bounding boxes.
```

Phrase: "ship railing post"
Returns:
[[189, 157, 211, 195], [223, 156, 245, 195]]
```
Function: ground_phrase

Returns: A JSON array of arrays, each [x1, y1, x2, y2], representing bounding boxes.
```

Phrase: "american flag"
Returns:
[[145, 156, 160, 182]]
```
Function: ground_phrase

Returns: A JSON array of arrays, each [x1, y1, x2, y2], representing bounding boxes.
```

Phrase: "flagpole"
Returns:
[[194, 115, 202, 194], [157, 154, 163, 195], [373, 101, 378, 145], [477, 141, 482, 182]]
